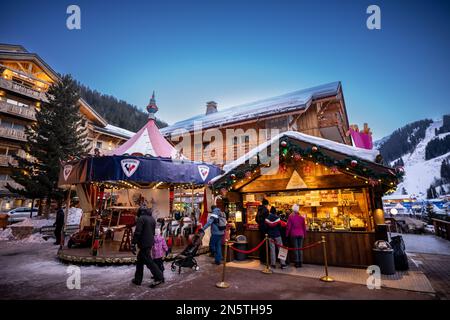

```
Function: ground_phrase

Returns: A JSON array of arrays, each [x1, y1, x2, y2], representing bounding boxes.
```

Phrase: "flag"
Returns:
[[197, 188, 209, 232]]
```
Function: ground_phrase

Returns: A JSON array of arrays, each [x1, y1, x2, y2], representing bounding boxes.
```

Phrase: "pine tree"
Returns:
[[441, 159, 450, 182], [7, 74, 89, 216]]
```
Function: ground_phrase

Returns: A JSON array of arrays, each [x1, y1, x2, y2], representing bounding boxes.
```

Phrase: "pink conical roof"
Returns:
[[110, 92, 182, 158]]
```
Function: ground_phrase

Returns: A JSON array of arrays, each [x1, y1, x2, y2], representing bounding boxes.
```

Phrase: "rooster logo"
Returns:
[[63, 165, 73, 181], [120, 159, 140, 178], [197, 165, 210, 181]]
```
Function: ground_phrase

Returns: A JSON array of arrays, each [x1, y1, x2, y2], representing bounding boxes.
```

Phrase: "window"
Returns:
[[243, 136, 250, 154], [96, 141, 102, 149], [233, 137, 239, 160]]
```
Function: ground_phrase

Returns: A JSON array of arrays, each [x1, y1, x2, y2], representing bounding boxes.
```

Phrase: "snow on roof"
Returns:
[[161, 82, 341, 135], [104, 124, 135, 139], [382, 194, 415, 200], [211, 131, 380, 182]]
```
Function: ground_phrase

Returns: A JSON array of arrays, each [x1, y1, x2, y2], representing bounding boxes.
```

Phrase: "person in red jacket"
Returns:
[[286, 204, 307, 267]]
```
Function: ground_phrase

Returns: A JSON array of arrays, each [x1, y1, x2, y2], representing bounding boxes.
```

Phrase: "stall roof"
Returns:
[[219, 131, 380, 176]]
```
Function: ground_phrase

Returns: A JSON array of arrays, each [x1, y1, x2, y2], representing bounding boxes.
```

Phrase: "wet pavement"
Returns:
[[0, 241, 437, 300]]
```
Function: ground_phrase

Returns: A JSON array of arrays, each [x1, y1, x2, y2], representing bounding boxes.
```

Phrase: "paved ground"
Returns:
[[394, 233, 450, 256], [0, 241, 437, 300]]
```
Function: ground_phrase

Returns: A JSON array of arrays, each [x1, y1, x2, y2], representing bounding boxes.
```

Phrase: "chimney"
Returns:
[[206, 101, 218, 115]]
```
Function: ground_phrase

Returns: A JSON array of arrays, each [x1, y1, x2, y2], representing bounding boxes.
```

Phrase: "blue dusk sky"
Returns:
[[1, 0, 449, 139]]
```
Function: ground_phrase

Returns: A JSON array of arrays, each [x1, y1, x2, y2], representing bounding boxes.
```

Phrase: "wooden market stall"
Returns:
[[212, 131, 400, 268]]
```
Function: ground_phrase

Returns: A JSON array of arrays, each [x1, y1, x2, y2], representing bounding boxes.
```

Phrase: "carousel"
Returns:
[[57, 93, 222, 264]]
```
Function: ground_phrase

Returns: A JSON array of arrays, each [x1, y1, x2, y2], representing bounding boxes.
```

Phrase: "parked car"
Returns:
[[424, 224, 435, 234], [7, 207, 39, 223]]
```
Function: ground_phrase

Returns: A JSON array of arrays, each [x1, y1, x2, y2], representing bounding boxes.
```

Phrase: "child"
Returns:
[[152, 229, 168, 273]]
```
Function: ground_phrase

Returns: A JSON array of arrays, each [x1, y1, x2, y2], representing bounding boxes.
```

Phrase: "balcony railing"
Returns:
[[0, 180, 22, 191], [0, 77, 48, 101], [0, 100, 36, 120], [0, 155, 18, 167], [0, 127, 27, 141]]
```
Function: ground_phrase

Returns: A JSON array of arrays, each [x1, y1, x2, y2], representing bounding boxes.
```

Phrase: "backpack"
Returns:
[[215, 211, 227, 231]]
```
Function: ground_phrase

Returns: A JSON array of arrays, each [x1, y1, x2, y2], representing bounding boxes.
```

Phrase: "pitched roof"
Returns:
[[161, 81, 341, 135], [110, 118, 182, 158]]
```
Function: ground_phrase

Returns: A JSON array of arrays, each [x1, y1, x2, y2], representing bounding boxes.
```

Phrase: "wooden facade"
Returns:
[[162, 83, 351, 166], [0, 44, 133, 210]]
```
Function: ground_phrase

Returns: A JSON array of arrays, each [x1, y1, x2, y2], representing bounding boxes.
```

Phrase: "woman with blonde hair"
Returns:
[[286, 204, 307, 268]]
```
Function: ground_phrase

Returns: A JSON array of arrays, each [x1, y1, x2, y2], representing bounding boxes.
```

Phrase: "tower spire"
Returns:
[[146, 91, 158, 119]]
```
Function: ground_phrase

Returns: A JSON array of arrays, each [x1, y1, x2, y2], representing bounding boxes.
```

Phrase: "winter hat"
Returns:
[[292, 204, 300, 213]]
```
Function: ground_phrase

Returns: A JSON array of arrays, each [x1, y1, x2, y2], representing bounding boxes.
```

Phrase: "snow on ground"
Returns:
[[393, 119, 450, 198]]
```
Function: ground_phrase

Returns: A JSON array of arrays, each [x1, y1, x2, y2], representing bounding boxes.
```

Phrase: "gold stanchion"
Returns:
[[261, 234, 272, 274], [216, 241, 230, 288], [320, 236, 334, 282]]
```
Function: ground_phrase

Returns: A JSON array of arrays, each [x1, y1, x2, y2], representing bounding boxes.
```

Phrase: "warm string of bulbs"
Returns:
[[213, 140, 400, 193]]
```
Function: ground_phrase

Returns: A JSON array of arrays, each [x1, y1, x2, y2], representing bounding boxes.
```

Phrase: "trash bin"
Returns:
[[390, 235, 409, 271], [373, 240, 396, 275], [233, 235, 248, 261]]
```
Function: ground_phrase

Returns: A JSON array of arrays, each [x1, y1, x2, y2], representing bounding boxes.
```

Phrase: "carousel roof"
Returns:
[[110, 92, 183, 159]]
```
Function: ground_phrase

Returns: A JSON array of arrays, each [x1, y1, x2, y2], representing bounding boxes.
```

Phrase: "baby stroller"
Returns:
[[171, 233, 203, 274]]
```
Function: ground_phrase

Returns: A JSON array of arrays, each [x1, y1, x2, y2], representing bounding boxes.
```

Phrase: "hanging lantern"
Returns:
[[311, 146, 318, 153], [368, 178, 379, 187], [303, 164, 312, 175], [350, 160, 358, 167], [279, 163, 288, 174]]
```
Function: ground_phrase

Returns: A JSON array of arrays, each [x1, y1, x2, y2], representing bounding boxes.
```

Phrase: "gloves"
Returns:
[[131, 244, 137, 255]]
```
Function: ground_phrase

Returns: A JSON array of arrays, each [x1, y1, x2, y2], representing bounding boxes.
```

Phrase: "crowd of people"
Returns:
[[256, 199, 307, 269]]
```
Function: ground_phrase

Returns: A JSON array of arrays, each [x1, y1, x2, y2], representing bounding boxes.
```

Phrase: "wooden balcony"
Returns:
[[0, 77, 47, 101], [0, 180, 22, 191], [0, 155, 18, 167], [0, 100, 36, 120], [0, 127, 27, 141]]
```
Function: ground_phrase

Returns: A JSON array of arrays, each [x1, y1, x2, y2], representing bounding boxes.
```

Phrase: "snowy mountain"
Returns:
[[375, 115, 450, 199]]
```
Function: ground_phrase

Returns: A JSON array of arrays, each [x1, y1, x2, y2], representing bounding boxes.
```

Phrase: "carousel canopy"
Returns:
[[110, 92, 183, 159], [58, 93, 221, 187]]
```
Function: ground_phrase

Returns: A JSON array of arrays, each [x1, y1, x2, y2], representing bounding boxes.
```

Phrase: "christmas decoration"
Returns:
[[350, 160, 358, 167], [281, 140, 288, 147], [311, 146, 318, 152], [293, 153, 302, 161], [245, 171, 252, 179]]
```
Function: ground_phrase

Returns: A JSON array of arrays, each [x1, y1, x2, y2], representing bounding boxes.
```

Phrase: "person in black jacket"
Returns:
[[255, 199, 270, 264], [54, 203, 65, 245], [131, 206, 164, 288]]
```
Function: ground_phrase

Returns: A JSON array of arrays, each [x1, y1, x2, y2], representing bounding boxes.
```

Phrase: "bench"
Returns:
[[40, 224, 80, 239]]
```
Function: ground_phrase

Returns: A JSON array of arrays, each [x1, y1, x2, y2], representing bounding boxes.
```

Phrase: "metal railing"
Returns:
[[0, 127, 27, 141], [0, 155, 18, 167], [0, 100, 36, 120], [0, 180, 22, 190], [0, 78, 48, 101]]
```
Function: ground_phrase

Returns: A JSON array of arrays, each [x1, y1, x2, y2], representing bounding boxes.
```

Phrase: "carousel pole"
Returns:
[[60, 184, 73, 250], [191, 183, 195, 234]]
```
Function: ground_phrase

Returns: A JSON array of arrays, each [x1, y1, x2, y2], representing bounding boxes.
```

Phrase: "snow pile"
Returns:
[[0, 228, 14, 241], [390, 118, 450, 198], [18, 233, 48, 244], [13, 218, 33, 227], [31, 218, 55, 229]]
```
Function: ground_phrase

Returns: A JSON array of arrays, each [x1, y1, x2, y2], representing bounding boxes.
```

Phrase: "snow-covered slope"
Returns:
[[376, 118, 449, 198]]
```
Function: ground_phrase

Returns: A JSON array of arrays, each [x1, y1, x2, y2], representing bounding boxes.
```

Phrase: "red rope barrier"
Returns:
[[269, 239, 323, 251], [228, 239, 266, 254]]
